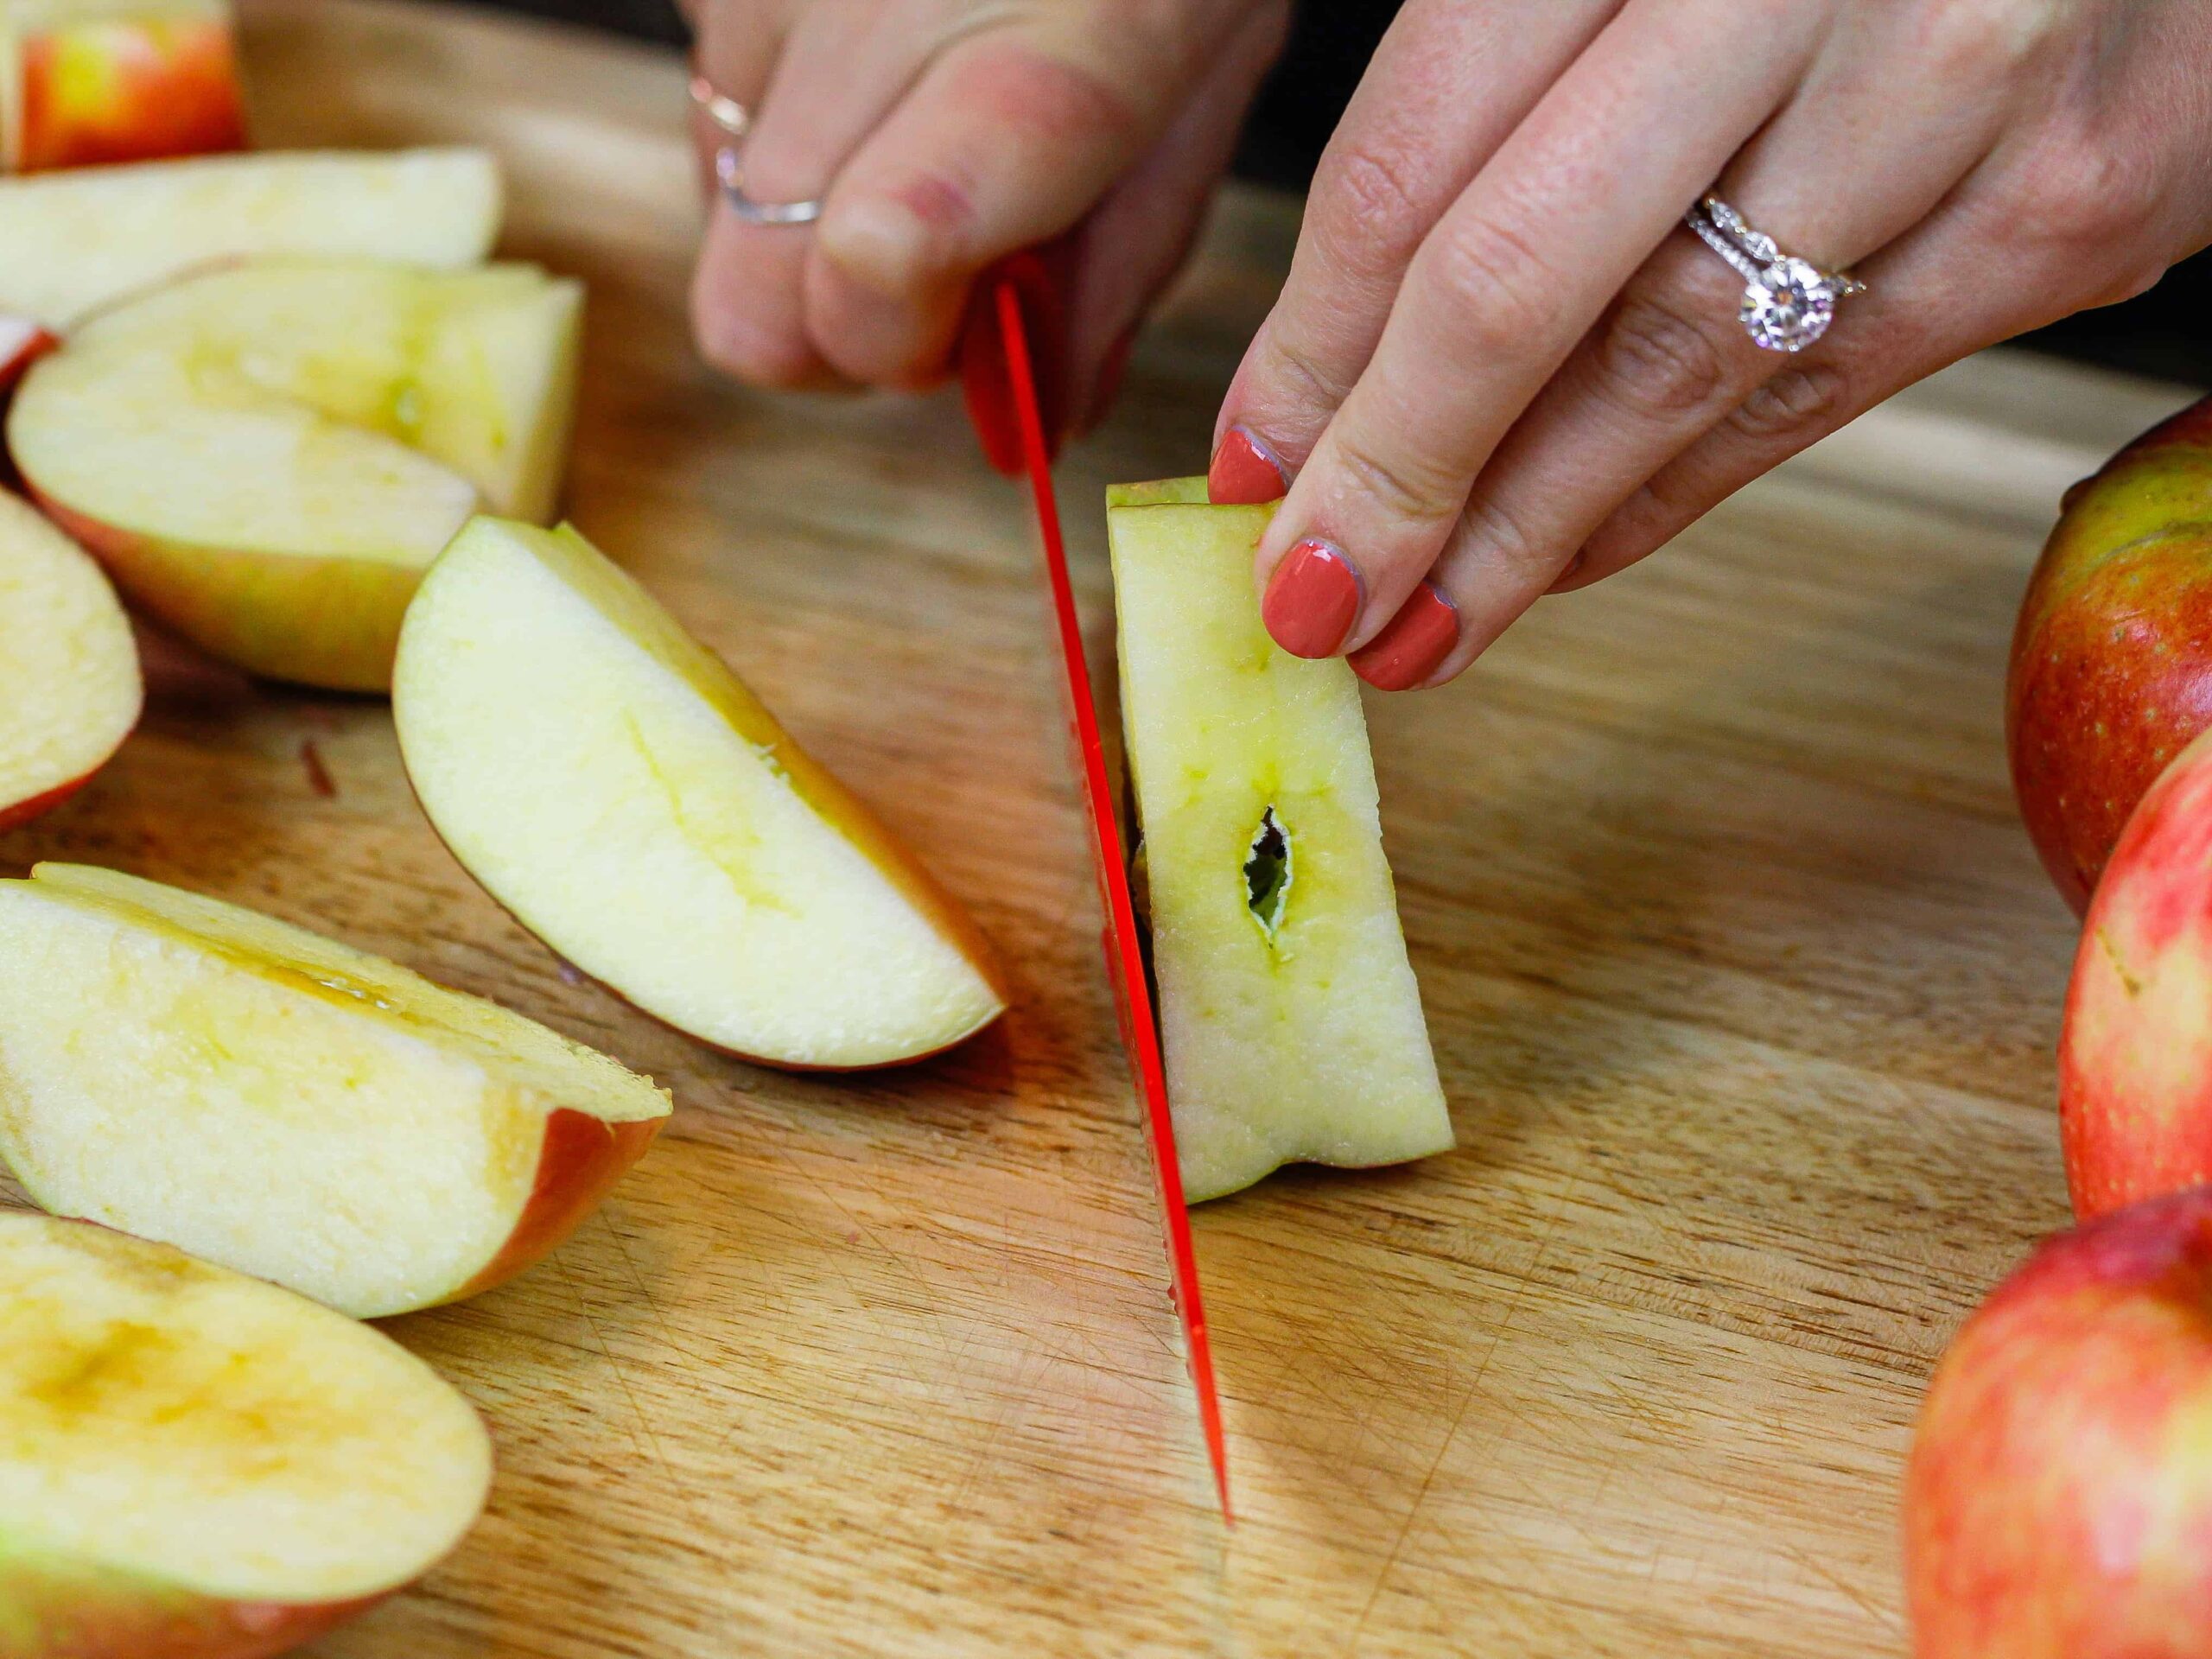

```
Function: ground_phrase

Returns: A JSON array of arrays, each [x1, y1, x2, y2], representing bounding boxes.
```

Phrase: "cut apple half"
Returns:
[[0, 863, 671, 1319], [0, 488, 140, 832], [394, 517, 1007, 1070], [1107, 480, 1452, 1202], [0, 147, 499, 329], [8, 257, 582, 690], [0, 1212, 491, 1659]]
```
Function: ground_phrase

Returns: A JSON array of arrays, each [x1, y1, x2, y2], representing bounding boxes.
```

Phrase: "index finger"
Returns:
[[1252, 0, 1822, 658], [1207, 0, 1624, 503]]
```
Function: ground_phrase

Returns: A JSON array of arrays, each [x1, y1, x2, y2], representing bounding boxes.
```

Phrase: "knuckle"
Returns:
[[1912, 0, 2054, 80], [1458, 493, 1553, 581], [1318, 141, 1424, 250], [1588, 289, 1739, 421], [1268, 330, 1354, 414], [1419, 212, 1559, 362], [1729, 361, 1853, 444], [1999, 130, 2162, 251], [1333, 430, 1468, 529]]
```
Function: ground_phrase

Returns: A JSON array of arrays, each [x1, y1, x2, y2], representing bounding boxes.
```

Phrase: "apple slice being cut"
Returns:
[[0, 488, 139, 832], [1106, 480, 1452, 1202], [0, 1212, 491, 1659], [394, 517, 1007, 1070], [8, 257, 582, 690], [0, 147, 500, 331], [0, 862, 670, 1319]]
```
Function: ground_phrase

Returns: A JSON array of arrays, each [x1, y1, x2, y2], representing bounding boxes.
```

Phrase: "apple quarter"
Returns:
[[0, 488, 139, 831], [393, 517, 1007, 1071], [8, 257, 581, 690], [1106, 480, 1452, 1202], [0, 863, 671, 1319], [0, 1212, 491, 1658], [0, 146, 500, 329]]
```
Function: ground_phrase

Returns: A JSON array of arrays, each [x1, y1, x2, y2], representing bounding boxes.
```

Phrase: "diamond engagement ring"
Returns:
[[1685, 194, 1866, 353], [689, 73, 823, 227]]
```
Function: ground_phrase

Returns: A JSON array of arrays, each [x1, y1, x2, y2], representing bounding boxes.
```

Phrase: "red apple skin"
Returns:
[[15, 11, 247, 175], [1904, 1188, 2212, 1658], [0, 773, 98, 836], [0, 1548, 385, 1659], [449, 1109, 664, 1303], [2008, 395, 2212, 914], [2062, 728, 2212, 1218], [0, 321, 56, 392]]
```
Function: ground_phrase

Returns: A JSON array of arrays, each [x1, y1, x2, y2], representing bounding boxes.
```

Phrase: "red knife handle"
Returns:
[[958, 246, 1072, 475]]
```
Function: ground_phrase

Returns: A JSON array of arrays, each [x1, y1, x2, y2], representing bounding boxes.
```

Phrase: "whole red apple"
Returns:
[[1905, 1188, 2212, 1657], [2008, 394, 2212, 914], [2061, 726, 2212, 1218]]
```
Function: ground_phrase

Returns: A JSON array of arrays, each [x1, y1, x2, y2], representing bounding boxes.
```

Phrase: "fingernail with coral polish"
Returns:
[[1351, 582, 1460, 691], [1210, 425, 1288, 504], [1262, 539, 1363, 658]]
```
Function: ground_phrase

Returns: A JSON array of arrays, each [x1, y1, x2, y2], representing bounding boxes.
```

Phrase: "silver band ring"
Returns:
[[689, 73, 823, 228], [1686, 194, 1866, 353]]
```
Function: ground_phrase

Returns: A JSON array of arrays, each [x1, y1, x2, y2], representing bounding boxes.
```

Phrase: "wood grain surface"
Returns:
[[1, 3, 2197, 1653]]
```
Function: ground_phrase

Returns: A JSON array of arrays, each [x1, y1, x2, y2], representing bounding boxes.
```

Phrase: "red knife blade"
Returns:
[[961, 257, 1230, 1522]]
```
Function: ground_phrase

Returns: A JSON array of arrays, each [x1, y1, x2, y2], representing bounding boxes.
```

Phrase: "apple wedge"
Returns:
[[9, 257, 581, 690], [393, 517, 1007, 1070], [0, 146, 500, 331], [0, 489, 138, 832], [7, 0, 246, 174], [0, 862, 670, 1318], [1106, 479, 1452, 1202], [0, 1212, 491, 1658]]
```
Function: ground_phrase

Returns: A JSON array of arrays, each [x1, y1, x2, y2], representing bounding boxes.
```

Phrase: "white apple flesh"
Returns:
[[8, 257, 582, 690], [0, 863, 670, 1319], [0, 1211, 492, 1659], [1107, 479, 1453, 1202], [394, 517, 1008, 1070], [0, 489, 140, 832], [0, 147, 499, 330]]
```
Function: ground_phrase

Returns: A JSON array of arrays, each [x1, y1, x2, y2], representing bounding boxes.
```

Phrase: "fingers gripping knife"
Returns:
[[959, 254, 1230, 1522]]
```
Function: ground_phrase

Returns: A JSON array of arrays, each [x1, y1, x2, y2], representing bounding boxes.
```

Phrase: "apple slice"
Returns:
[[0, 862, 671, 1318], [9, 257, 582, 690], [0, 1211, 491, 1658], [0, 489, 139, 831], [1106, 479, 1453, 1202], [0, 147, 500, 331], [8, 0, 246, 174], [393, 517, 1007, 1070]]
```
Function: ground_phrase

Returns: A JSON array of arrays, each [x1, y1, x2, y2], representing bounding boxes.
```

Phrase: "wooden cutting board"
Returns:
[[1, 2, 2196, 1653]]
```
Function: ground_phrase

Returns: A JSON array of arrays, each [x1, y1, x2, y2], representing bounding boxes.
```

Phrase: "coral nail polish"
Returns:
[[1209, 425, 1288, 504], [1351, 582, 1460, 691], [1262, 540, 1363, 658]]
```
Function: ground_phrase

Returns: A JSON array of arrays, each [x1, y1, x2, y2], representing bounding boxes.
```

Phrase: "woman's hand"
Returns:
[[683, 0, 1286, 435], [1212, 0, 2212, 690]]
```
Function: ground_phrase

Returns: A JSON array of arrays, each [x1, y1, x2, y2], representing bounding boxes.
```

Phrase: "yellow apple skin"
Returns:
[[31, 493, 420, 694], [0, 1542, 380, 1659], [13, 5, 246, 175]]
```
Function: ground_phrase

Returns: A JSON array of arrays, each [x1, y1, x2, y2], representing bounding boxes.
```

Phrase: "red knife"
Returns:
[[960, 254, 1230, 1522]]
